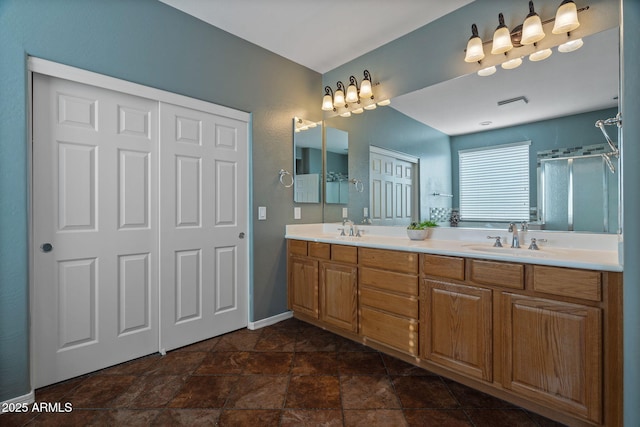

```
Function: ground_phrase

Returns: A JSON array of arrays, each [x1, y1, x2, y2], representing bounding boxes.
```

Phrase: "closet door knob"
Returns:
[[41, 243, 53, 253], [239, 232, 245, 239]]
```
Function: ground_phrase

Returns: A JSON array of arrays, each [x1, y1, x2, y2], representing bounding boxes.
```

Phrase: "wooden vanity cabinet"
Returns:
[[359, 248, 420, 356], [287, 240, 358, 333]]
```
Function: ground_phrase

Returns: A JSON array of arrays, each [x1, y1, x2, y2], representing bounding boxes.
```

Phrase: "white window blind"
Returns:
[[459, 141, 530, 222]]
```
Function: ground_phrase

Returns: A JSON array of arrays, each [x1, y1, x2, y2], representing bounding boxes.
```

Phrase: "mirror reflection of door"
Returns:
[[369, 146, 419, 225], [293, 118, 322, 203]]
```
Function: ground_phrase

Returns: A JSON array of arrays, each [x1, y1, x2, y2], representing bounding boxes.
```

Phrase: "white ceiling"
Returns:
[[391, 27, 619, 136], [158, 0, 473, 73], [158, 0, 618, 136]]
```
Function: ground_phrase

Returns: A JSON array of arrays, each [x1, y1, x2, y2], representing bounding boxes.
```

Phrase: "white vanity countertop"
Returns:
[[285, 223, 623, 272]]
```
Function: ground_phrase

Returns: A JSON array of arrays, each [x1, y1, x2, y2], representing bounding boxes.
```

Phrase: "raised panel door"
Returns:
[[289, 255, 319, 318], [423, 280, 493, 381], [320, 262, 357, 332], [501, 293, 602, 423]]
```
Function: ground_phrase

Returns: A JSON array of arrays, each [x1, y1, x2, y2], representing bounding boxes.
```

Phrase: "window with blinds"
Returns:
[[459, 141, 530, 222]]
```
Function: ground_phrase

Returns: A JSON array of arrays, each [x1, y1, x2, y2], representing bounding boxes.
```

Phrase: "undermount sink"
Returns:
[[462, 244, 563, 258]]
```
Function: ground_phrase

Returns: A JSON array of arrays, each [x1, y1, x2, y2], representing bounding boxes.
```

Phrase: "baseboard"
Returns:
[[247, 311, 293, 330], [0, 390, 35, 414]]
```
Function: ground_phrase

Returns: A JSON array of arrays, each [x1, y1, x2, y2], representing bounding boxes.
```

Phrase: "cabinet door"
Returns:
[[320, 262, 358, 332], [501, 293, 602, 423], [424, 280, 492, 381], [289, 256, 319, 318]]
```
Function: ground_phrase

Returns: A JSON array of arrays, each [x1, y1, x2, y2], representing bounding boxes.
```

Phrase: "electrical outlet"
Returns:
[[294, 207, 301, 219], [342, 207, 348, 218], [363, 207, 368, 217]]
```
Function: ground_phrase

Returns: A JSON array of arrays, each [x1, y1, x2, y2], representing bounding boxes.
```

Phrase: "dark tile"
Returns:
[[292, 352, 339, 375], [403, 409, 472, 427], [151, 409, 221, 426], [65, 375, 138, 408], [269, 317, 304, 333], [464, 408, 537, 426], [111, 375, 186, 408], [344, 409, 408, 427], [525, 410, 569, 427], [444, 379, 515, 409], [341, 376, 400, 409], [295, 328, 338, 352], [382, 354, 434, 376], [146, 351, 207, 376], [286, 375, 341, 409], [226, 375, 288, 409], [23, 409, 99, 426], [392, 376, 459, 409], [174, 337, 220, 353], [254, 329, 296, 352], [34, 376, 86, 403], [0, 410, 39, 426], [281, 409, 344, 427], [168, 376, 238, 408], [89, 409, 162, 426], [338, 352, 386, 375], [194, 351, 249, 375], [335, 335, 375, 352], [218, 409, 281, 426], [100, 354, 161, 376], [244, 352, 293, 375], [215, 329, 262, 351]]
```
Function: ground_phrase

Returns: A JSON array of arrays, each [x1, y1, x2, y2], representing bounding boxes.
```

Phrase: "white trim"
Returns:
[[0, 391, 35, 414], [247, 311, 293, 330], [458, 140, 531, 154], [370, 145, 419, 164], [27, 57, 250, 122]]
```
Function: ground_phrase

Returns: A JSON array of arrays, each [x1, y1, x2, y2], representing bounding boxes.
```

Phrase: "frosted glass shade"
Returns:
[[491, 26, 513, 54], [465, 36, 485, 62], [345, 83, 358, 103], [478, 66, 497, 76], [359, 79, 372, 98], [501, 57, 522, 69], [364, 103, 377, 111], [339, 111, 351, 117], [529, 48, 552, 61], [553, 1, 580, 34], [352, 108, 364, 114], [558, 38, 583, 52], [333, 89, 345, 108], [377, 99, 391, 106], [322, 94, 334, 111], [521, 14, 545, 45]]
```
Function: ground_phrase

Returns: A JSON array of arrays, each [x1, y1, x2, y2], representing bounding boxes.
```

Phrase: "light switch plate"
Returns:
[[294, 207, 301, 219], [363, 207, 369, 217], [258, 206, 266, 220], [342, 207, 348, 218]]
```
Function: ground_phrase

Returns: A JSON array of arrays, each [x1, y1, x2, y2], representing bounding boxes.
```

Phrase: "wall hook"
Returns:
[[349, 178, 364, 192], [279, 169, 294, 188]]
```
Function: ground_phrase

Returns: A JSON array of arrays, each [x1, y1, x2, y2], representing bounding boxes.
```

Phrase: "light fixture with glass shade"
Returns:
[[477, 66, 497, 77], [501, 57, 523, 70], [529, 48, 552, 61], [321, 70, 390, 117], [558, 38, 584, 52], [491, 13, 513, 55], [464, 24, 485, 63], [521, 1, 545, 45], [553, 0, 580, 34]]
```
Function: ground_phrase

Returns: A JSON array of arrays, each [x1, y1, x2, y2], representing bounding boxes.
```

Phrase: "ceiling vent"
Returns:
[[497, 96, 529, 106]]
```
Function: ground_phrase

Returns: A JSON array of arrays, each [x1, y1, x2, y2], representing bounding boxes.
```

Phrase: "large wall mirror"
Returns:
[[322, 27, 620, 234], [293, 117, 322, 203]]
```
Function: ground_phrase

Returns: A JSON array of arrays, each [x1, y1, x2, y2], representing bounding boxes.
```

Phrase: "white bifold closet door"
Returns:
[[32, 73, 247, 388]]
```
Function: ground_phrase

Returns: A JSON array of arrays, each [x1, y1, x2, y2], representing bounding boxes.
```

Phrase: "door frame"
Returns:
[[27, 57, 252, 390]]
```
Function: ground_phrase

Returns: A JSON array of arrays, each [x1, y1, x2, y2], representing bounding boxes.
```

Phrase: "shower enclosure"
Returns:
[[539, 154, 619, 233]]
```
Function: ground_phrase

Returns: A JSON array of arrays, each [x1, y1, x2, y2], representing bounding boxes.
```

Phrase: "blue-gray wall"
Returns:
[[450, 107, 619, 208], [0, 0, 320, 402], [621, 1, 640, 425]]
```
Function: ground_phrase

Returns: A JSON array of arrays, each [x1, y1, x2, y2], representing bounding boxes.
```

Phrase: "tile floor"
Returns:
[[1, 318, 566, 426]]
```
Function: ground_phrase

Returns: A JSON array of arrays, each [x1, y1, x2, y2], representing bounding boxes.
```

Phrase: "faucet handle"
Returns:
[[487, 236, 504, 247], [521, 221, 529, 231], [528, 237, 547, 250], [337, 227, 346, 236]]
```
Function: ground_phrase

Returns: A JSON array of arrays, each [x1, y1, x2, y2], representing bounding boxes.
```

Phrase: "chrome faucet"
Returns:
[[508, 222, 520, 248], [343, 219, 355, 236]]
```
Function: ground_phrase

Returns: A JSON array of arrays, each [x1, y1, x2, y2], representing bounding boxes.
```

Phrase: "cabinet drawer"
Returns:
[[360, 306, 419, 355], [309, 242, 330, 260], [532, 266, 602, 302], [422, 254, 465, 280], [331, 244, 357, 264], [470, 259, 524, 289], [360, 267, 418, 296], [359, 248, 418, 274], [360, 287, 418, 319], [288, 239, 307, 256]]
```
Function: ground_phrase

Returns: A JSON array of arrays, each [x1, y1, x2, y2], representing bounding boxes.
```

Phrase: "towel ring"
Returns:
[[279, 169, 294, 188], [349, 178, 364, 193]]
